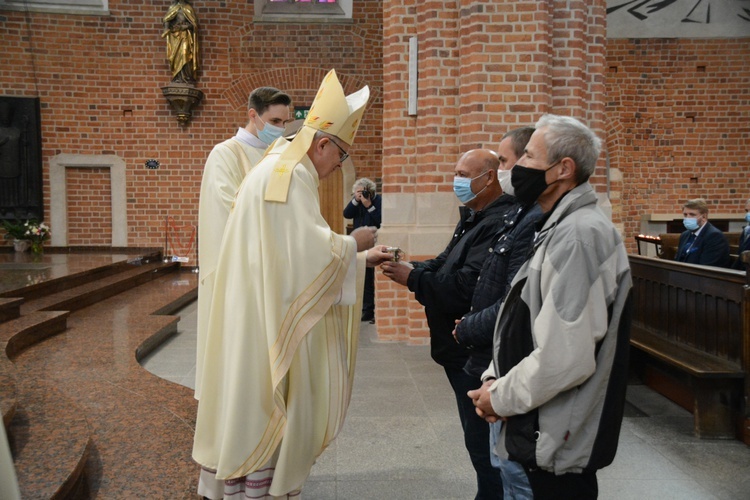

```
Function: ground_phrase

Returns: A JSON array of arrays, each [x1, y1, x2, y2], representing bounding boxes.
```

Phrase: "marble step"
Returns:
[[0, 297, 22, 323], [0, 250, 163, 303], [0, 310, 70, 427], [21, 260, 181, 314]]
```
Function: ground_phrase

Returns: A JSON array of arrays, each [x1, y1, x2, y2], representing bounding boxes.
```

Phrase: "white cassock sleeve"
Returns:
[[335, 242, 359, 305]]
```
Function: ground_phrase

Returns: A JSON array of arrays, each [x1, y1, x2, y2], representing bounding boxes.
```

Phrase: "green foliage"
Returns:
[[2, 219, 28, 240]]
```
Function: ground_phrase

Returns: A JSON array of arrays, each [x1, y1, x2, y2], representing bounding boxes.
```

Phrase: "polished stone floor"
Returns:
[[0, 250, 146, 295], [142, 301, 750, 500]]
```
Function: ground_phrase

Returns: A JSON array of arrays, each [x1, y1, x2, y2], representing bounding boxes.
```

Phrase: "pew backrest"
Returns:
[[629, 255, 748, 368]]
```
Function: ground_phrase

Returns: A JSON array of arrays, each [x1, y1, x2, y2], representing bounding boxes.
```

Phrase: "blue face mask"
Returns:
[[683, 217, 700, 231], [257, 118, 285, 145], [745, 213, 750, 224], [453, 171, 489, 204]]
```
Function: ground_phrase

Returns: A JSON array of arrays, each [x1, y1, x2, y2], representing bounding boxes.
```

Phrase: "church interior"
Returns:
[[1, 0, 749, 498]]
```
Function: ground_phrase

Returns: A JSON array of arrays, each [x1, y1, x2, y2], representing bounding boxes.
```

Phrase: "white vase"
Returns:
[[13, 239, 30, 252]]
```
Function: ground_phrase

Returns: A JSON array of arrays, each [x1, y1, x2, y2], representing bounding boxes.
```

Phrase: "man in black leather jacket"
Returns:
[[381, 149, 516, 500]]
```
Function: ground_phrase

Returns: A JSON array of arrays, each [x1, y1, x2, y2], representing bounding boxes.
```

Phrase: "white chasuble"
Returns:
[[193, 139, 366, 496], [195, 139, 264, 400]]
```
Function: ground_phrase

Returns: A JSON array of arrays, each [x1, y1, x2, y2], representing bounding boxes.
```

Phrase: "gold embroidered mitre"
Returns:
[[265, 69, 369, 202]]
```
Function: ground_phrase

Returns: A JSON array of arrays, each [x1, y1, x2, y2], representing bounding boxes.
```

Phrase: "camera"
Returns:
[[361, 189, 372, 199]]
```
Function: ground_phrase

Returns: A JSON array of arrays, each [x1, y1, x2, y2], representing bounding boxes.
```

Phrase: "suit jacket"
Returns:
[[674, 221, 730, 268], [732, 225, 750, 270]]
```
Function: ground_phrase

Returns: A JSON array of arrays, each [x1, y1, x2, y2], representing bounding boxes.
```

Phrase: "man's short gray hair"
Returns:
[[535, 114, 602, 184], [353, 177, 376, 194]]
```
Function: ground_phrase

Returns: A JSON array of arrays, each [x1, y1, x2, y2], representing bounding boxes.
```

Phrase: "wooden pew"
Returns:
[[628, 255, 749, 443]]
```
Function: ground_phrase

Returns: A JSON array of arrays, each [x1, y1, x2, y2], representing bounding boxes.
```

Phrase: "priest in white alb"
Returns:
[[193, 69, 390, 499], [195, 87, 291, 401]]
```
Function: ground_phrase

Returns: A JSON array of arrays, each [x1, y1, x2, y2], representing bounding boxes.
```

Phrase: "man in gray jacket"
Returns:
[[469, 114, 632, 499]]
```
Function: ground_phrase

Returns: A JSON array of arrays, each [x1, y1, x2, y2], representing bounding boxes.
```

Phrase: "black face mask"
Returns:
[[510, 162, 560, 205]]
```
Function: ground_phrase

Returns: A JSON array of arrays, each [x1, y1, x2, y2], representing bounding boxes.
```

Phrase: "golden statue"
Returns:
[[162, 0, 199, 84]]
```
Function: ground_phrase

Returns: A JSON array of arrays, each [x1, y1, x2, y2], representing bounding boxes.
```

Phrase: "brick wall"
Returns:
[[66, 167, 112, 245], [378, 0, 611, 344], [607, 38, 750, 250], [0, 0, 382, 258]]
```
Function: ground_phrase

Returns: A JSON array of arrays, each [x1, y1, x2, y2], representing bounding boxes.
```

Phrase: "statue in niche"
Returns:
[[162, 0, 199, 84]]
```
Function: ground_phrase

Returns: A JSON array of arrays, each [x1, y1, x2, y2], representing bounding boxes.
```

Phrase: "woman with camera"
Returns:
[[344, 178, 382, 322]]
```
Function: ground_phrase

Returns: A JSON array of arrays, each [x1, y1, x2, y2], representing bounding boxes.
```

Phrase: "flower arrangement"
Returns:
[[2, 219, 50, 254], [24, 220, 51, 245]]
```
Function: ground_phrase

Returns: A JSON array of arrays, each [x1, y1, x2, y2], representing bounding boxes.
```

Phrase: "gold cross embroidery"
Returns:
[[273, 164, 290, 176]]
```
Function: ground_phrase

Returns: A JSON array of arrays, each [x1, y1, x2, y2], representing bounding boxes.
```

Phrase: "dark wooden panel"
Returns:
[[0, 96, 43, 221], [630, 256, 746, 357]]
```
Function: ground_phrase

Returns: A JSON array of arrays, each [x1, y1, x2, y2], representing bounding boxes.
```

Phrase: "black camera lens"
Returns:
[[362, 190, 370, 199]]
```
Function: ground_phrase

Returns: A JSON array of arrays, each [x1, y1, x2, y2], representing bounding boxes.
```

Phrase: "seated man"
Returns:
[[733, 198, 750, 270], [674, 198, 730, 268]]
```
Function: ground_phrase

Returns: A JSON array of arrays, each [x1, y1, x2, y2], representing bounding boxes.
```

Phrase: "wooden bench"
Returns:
[[628, 255, 749, 442]]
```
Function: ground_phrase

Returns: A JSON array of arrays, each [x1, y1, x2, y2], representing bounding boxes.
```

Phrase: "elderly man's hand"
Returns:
[[366, 245, 393, 267], [467, 380, 503, 423], [351, 226, 377, 252], [360, 193, 372, 209], [381, 260, 413, 286]]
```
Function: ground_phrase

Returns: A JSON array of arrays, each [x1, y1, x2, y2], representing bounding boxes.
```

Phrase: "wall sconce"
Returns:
[[145, 159, 160, 170]]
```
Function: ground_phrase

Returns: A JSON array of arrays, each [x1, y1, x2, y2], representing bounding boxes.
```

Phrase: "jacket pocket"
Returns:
[[505, 409, 539, 468]]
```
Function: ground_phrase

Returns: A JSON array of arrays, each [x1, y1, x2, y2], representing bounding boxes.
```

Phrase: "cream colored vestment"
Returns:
[[195, 137, 264, 400], [193, 139, 365, 496]]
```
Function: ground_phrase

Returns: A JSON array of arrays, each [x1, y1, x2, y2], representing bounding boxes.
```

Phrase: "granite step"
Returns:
[[0, 250, 163, 302], [21, 260, 181, 314], [1, 310, 71, 359], [0, 310, 70, 427], [0, 297, 22, 323]]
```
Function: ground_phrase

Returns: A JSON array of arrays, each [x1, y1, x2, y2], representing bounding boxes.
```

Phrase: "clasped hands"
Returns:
[[467, 380, 505, 423]]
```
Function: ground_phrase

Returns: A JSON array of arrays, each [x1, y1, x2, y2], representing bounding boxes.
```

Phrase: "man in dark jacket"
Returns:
[[454, 127, 538, 378], [344, 177, 382, 321], [674, 198, 730, 268], [382, 149, 515, 500]]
